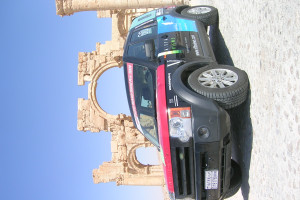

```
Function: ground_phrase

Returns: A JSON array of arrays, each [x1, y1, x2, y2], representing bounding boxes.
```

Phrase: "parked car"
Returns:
[[123, 5, 249, 200]]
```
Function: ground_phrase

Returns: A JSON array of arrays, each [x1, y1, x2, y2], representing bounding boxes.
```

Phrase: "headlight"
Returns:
[[170, 118, 183, 128], [168, 107, 192, 142], [177, 128, 190, 142]]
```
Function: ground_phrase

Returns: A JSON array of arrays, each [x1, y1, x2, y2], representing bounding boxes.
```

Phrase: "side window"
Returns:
[[128, 42, 147, 60], [133, 65, 154, 108], [127, 42, 146, 60], [140, 114, 157, 140], [127, 40, 158, 61]]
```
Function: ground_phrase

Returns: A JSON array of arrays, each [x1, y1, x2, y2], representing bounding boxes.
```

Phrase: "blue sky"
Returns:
[[0, 1, 162, 199]]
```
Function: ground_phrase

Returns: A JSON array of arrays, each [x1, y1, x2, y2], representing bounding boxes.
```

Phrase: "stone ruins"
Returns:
[[75, 7, 166, 187], [55, 0, 189, 16], [55, 0, 191, 198]]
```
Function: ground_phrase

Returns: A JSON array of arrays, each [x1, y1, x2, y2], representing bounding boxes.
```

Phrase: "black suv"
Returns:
[[123, 5, 249, 200]]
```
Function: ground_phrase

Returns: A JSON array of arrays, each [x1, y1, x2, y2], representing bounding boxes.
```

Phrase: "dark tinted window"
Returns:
[[128, 42, 147, 60], [132, 64, 158, 145], [127, 39, 158, 61]]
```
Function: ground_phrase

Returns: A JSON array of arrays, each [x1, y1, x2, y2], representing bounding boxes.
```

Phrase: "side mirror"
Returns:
[[145, 40, 156, 60]]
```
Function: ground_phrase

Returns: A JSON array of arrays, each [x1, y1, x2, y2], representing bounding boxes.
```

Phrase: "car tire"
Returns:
[[181, 5, 218, 26], [224, 160, 242, 199], [187, 64, 249, 109]]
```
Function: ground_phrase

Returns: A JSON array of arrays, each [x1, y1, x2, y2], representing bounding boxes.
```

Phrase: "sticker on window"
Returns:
[[127, 63, 143, 134], [205, 170, 219, 190], [138, 28, 152, 37]]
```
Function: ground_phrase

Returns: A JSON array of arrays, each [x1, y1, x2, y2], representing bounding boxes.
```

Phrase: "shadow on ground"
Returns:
[[209, 24, 253, 200]]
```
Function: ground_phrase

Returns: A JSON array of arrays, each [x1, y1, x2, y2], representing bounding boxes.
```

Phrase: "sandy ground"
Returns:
[[189, 0, 300, 199]]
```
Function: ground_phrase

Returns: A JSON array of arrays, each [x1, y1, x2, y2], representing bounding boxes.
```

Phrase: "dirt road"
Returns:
[[190, 0, 300, 199]]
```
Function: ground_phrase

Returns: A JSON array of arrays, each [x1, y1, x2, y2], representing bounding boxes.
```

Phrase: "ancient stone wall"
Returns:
[[92, 123, 164, 186], [77, 8, 153, 132], [75, 7, 166, 189]]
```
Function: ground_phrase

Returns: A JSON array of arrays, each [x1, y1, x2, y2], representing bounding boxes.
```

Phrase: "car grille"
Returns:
[[171, 137, 230, 200], [171, 147, 195, 198], [220, 147, 226, 195], [195, 152, 208, 200], [195, 146, 229, 199]]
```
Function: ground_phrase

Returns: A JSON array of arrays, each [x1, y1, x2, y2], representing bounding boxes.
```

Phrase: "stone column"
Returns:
[[122, 176, 165, 186], [56, 0, 189, 16]]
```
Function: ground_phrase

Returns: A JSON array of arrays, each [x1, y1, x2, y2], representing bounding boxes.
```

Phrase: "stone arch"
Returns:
[[72, 3, 169, 194], [93, 136, 164, 186], [89, 61, 121, 119], [117, 10, 127, 39], [135, 146, 160, 165], [127, 144, 153, 173]]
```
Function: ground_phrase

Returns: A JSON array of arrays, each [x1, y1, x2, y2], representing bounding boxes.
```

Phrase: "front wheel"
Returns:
[[181, 5, 218, 26], [188, 64, 249, 109]]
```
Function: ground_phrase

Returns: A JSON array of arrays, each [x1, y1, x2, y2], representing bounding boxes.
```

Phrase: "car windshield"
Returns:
[[130, 64, 159, 146]]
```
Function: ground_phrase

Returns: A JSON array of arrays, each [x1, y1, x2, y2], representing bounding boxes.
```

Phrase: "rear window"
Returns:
[[127, 42, 147, 60], [127, 39, 158, 61]]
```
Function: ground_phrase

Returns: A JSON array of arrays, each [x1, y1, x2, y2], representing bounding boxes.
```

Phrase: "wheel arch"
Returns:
[[172, 61, 232, 144], [171, 61, 219, 110], [170, 5, 190, 17]]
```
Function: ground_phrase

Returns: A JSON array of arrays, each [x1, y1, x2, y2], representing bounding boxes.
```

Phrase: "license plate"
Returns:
[[205, 170, 219, 189]]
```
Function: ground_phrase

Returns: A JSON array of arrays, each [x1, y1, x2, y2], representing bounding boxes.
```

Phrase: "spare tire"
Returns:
[[181, 5, 218, 26]]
